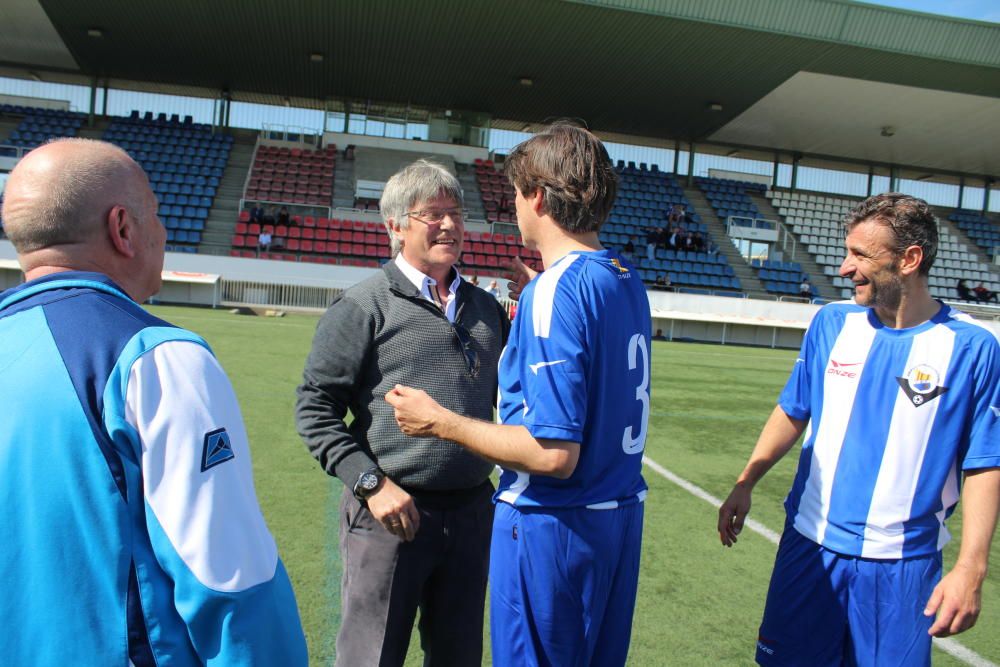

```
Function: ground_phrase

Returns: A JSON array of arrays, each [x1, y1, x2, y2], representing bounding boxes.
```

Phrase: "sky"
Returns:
[[867, 0, 1000, 23]]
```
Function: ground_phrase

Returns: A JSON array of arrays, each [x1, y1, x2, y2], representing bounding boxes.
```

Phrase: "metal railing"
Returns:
[[219, 279, 345, 311], [261, 123, 322, 147]]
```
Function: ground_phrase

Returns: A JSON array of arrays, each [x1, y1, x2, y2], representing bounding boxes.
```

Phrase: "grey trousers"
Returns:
[[334, 482, 494, 667]]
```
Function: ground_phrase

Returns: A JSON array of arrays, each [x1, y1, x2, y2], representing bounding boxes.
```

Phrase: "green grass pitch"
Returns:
[[150, 305, 1000, 666]]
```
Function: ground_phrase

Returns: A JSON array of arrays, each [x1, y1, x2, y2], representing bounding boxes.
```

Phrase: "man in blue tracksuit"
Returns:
[[0, 138, 307, 665]]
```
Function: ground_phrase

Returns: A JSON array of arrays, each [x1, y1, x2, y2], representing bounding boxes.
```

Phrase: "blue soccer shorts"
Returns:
[[489, 500, 644, 667], [756, 523, 941, 667]]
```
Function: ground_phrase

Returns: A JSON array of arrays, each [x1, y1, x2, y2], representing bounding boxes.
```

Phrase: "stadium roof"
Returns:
[[1, 0, 998, 177]]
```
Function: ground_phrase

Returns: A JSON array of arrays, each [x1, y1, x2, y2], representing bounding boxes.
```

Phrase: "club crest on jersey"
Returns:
[[201, 427, 235, 471], [896, 364, 948, 408], [610, 258, 630, 276]]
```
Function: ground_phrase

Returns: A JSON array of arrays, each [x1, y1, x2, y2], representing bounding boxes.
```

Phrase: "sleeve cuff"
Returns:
[[334, 450, 379, 488]]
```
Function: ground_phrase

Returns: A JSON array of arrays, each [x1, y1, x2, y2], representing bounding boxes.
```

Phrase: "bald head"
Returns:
[[2, 138, 149, 254]]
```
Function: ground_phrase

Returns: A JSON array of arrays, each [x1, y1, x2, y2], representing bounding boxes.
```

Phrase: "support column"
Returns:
[[984, 178, 993, 214], [867, 165, 874, 196], [686, 142, 695, 188], [771, 152, 779, 189], [673, 139, 680, 175], [790, 154, 800, 192], [88, 77, 98, 127]]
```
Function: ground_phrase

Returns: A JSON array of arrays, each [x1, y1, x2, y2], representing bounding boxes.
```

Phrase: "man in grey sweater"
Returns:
[[296, 159, 509, 667]]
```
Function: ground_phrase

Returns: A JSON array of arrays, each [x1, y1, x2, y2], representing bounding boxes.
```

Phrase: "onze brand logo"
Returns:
[[826, 359, 862, 379]]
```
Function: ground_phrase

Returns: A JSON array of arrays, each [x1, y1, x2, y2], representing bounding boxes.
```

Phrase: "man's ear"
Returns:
[[528, 188, 545, 215], [898, 245, 923, 277], [107, 205, 137, 258]]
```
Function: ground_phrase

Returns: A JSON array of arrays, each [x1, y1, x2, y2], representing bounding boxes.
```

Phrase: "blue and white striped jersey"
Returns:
[[0, 272, 307, 665], [780, 301, 1000, 559], [496, 250, 650, 509]]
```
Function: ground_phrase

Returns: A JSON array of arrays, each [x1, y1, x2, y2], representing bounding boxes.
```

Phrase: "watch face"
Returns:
[[360, 472, 380, 492]]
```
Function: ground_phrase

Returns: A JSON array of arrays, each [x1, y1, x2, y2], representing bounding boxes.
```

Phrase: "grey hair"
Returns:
[[2, 138, 148, 253], [379, 159, 463, 257]]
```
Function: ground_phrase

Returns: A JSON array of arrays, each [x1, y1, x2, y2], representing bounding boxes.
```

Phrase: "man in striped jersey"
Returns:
[[718, 193, 1000, 666], [388, 124, 649, 666]]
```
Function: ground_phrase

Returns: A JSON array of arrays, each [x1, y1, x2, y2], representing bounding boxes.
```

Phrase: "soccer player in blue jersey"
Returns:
[[0, 139, 307, 665], [718, 193, 1000, 666], [387, 124, 650, 666]]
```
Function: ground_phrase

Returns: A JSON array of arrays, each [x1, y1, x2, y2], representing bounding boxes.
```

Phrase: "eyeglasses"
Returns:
[[451, 322, 480, 378], [405, 208, 466, 225]]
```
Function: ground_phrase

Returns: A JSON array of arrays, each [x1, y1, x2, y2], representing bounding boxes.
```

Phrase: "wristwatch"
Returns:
[[353, 466, 384, 502]]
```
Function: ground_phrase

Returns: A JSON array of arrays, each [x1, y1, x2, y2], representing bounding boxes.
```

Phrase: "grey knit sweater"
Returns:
[[296, 261, 510, 491]]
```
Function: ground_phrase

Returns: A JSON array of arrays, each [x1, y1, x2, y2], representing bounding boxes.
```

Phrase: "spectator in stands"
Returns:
[[799, 278, 813, 299], [718, 193, 1000, 666], [622, 236, 636, 263], [655, 273, 672, 290], [692, 231, 706, 253], [257, 230, 272, 254], [249, 202, 264, 223], [276, 206, 290, 226], [296, 159, 510, 667], [487, 279, 501, 299], [0, 138, 307, 665], [668, 204, 686, 228], [957, 279, 973, 301], [973, 282, 998, 304], [667, 227, 682, 251], [682, 231, 696, 252], [262, 205, 277, 225], [468, 274, 479, 287], [646, 225, 660, 261], [653, 328, 668, 341]]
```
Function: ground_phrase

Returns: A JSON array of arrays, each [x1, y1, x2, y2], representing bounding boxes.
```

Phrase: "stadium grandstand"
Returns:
[[2, 0, 998, 339], [1, 0, 999, 664]]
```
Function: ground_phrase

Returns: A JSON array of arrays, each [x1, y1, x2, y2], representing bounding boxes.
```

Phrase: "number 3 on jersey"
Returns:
[[622, 332, 649, 454]]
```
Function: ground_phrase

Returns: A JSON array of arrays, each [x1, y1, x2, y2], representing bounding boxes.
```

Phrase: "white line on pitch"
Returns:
[[641, 455, 997, 667]]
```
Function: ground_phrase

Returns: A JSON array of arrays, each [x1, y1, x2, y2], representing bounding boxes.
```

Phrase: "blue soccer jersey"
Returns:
[[779, 301, 1000, 559], [495, 250, 650, 509]]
